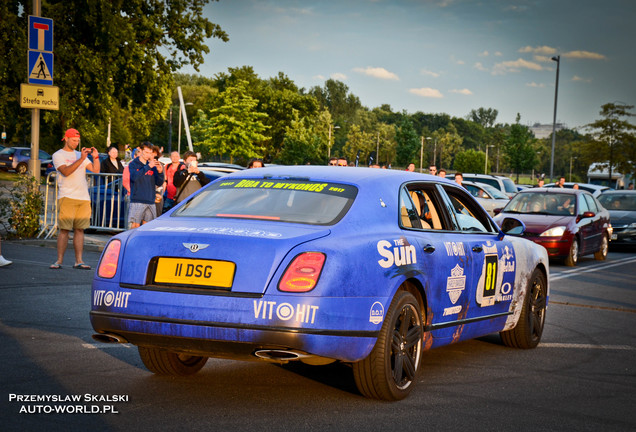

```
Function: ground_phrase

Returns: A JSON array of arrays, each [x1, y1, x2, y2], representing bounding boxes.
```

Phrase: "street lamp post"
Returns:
[[167, 108, 173, 154], [419, 136, 424, 173], [549, 55, 560, 183], [485, 144, 493, 174], [328, 124, 340, 159], [177, 102, 193, 155]]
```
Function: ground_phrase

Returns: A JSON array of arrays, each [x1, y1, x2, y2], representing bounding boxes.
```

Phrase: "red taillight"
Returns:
[[97, 240, 121, 279], [278, 252, 326, 293]]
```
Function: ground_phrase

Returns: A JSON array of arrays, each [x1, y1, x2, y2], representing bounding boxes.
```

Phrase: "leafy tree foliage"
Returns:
[[583, 102, 636, 180], [469, 107, 499, 129], [0, 0, 227, 152], [395, 113, 420, 167], [436, 124, 463, 170], [503, 114, 537, 182], [277, 109, 331, 165], [454, 149, 486, 174], [191, 80, 268, 163], [343, 125, 375, 165]]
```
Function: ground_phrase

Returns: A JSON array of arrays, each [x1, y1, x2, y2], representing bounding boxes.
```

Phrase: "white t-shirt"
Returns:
[[52, 149, 91, 201]]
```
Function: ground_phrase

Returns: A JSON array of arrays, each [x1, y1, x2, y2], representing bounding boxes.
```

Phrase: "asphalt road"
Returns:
[[0, 240, 634, 432]]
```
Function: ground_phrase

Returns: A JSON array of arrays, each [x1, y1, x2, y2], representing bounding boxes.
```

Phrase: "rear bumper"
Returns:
[[90, 281, 383, 362]]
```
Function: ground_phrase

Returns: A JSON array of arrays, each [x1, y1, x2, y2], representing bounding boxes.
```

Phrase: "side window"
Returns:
[[399, 184, 446, 230], [578, 194, 590, 215], [584, 194, 598, 213], [399, 188, 421, 229], [442, 186, 495, 233]]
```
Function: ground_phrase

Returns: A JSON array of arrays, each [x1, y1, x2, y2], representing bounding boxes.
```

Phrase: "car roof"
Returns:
[[517, 187, 589, 196], [220, 165, 453, 190], [600, 189, 636, 195]]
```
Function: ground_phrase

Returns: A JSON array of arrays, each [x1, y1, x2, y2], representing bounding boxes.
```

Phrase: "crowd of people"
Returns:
[[3, 129, 623, 270]]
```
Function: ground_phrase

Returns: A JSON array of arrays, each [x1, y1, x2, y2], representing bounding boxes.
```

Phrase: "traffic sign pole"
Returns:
[[29, 0, 44, 182]]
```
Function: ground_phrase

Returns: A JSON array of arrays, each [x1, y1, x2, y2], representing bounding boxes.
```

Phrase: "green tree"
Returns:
[[583, 102, 636, 180], [503, 114, 537, 182], [395, 113, 420, 168], [0, 0, 227, 152], [343, 125, 375, 165], [454, 149, 486, 174], [436, 124, 463, 171], [277, 110, 326, 165], [192, 80, 268, 163], [469, 107, 499, 129]]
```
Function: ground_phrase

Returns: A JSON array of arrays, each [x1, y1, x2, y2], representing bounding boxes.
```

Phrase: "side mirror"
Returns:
[[576, 211, 595, 222], [500, 217, 526, 236], [493, 207, 503, 216]]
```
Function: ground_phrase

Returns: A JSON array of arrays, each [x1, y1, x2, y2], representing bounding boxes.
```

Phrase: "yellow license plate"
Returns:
[[154, 258, 236, 288]]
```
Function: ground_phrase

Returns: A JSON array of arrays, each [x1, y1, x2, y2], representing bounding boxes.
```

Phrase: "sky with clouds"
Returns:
[[183, 0, 636, 130]]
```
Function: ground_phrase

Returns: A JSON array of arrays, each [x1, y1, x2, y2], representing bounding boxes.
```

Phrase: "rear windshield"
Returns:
[[172, 178, 358, 225], [598, 194, 636, 211]]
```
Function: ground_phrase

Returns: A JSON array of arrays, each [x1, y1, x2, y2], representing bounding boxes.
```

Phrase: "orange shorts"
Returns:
[[58, 197, 91, 230]]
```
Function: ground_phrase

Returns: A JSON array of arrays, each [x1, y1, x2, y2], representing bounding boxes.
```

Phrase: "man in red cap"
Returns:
[[50, 128, 100, 269]]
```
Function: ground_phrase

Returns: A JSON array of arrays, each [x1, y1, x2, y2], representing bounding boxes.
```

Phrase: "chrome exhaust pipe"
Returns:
[[253, 349, 309, 362], [92, 333, 128, 344]]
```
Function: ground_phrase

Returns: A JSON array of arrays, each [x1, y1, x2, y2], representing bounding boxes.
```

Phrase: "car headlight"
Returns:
[[540, 226, 566, 237]]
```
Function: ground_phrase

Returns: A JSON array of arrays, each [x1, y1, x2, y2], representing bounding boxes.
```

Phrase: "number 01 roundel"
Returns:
[[476, 254, 498, 306]]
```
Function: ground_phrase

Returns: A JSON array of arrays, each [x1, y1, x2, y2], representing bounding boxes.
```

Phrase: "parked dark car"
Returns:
[[0, 146, 51, 174], [493, 188, 611, 266], [597, 190, 636, 246]]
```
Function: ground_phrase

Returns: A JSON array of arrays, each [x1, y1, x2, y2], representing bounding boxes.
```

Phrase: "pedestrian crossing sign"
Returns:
[[28, 50, 53, 85]]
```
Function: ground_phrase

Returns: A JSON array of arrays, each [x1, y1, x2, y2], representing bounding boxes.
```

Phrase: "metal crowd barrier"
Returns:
[[38, 171, 129, 238]]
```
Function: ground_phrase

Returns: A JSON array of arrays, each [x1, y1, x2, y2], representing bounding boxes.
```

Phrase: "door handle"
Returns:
[[423, 244, 435, 253], [472, 245, 483, 253]]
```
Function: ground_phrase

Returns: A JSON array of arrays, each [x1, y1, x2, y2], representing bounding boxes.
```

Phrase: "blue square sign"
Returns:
[[28, 50, 54, 85], [28, 16, 54, 52]]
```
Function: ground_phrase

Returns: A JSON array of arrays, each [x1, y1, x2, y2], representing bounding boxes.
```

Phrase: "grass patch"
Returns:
[[0, 171, 17, 182]]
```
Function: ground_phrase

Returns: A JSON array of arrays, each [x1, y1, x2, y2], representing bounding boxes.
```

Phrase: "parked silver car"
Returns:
[[462, 181, 510, 216]]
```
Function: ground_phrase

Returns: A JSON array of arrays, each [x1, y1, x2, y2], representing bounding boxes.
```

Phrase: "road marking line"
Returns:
[[550, 256, 636, 281], [540, 343, 635, 350]]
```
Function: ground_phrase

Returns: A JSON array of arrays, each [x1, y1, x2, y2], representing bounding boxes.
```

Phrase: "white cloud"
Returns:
[[572, 75, 592, 83], [420, 69, 440, 78], [519, 45, 557, 55], [474, 62, 488, 72], [534, 55, 552, 63], [479, 50, 489, 57], [313, 74, 326, 81], [450, 88, 473, 95], [409, 87, 443, 98], [450, 55, 465, 65], [353, 66, 399, 80], [331, 72, 348, 80], [563, 50, 606, 60], [526, 82, 546, 88], [492, 58, 544, 75], [494, 51, 503, 57]]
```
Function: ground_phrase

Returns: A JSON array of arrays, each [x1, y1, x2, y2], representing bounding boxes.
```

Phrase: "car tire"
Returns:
[[594, 234, 608, 261], [352, 290, 423, 401], [500, 268, 547, 349], [16, 163, 28, 174], [564, 238, 579, 267], [138, 346, 208, 376]]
